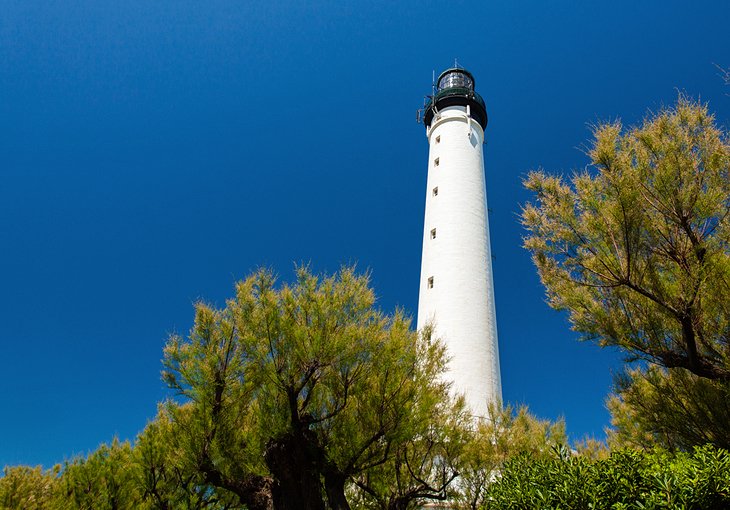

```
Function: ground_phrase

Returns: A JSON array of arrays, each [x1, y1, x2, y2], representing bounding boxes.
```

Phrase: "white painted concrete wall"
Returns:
[[417, 105, 502, 419]]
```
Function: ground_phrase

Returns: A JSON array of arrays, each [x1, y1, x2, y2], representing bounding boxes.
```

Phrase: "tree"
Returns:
[[58, 439, 143, 510], [0, 464, 59, 510], [133, 406, 242, 509], [162, 266, 463, 510], [350, 372, 471, 510], [521, 98, 730, 446], [607, 366, 730, 450]]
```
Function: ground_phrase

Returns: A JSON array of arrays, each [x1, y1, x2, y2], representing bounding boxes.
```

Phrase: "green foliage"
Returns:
[[58, 439, 143, 510], [607, 366, 730, 450], [162, 266, 463, 510], [482, 445, 730, 510], [344, 402, 566, 510], [134, 407, 241, 509], [161, 284, 270, 510], [573, 436, 612, 461], [454, 403, 567, 510], [521, 97, 730, 447], [0, 465, 59, 510], [349, 379, 472, 510]]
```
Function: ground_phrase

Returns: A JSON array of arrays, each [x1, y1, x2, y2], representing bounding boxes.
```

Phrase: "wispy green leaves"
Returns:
[[522, 97, 730, 381]]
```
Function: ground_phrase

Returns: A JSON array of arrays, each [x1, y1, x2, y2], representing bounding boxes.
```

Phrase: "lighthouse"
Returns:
[[417, 67, 501, 418]]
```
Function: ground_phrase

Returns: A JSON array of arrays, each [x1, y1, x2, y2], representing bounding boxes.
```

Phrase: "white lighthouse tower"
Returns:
[[417, 67, 501, 418]]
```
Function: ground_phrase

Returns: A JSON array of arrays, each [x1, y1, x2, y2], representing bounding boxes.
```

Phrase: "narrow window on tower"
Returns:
[[432, 186, 438, 196], [427, 277, 434, 289], [435, 135, 441, 144], [430, 228, 436, 239], [434, 157, 440, 166]]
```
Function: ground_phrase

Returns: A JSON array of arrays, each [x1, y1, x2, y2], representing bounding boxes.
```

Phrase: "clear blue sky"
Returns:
[[1, 1, 729, 468]]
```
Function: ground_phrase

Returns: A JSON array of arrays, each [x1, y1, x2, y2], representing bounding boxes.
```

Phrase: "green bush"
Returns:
[[482, 445, 730, 509]]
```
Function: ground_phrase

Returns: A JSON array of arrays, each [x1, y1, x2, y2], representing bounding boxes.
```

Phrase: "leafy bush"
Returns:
[[482, 444, 730, 509]]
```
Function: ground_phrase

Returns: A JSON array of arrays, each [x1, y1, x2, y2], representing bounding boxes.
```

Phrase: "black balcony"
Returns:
[[423, 68, 488, 130]]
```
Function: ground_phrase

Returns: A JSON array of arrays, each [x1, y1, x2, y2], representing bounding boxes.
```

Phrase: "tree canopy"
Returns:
[[161, 266, 468, 510], [522, 97, 730, 448]]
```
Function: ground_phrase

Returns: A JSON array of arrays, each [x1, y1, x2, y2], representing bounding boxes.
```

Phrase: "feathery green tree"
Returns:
[[134, 406, 242, 509], [607, 366, 730, 450], [522, 98, 730, 447], [162, 266, 464, 510], [0, 465, 59, 510], [57, 439, 142, 510], [349, 369, 471, 510]]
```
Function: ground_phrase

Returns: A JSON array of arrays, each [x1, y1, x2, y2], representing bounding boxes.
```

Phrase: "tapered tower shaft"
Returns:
[[417, 68, 501, 418]]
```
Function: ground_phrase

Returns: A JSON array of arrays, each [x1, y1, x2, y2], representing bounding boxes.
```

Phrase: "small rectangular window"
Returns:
[[432, 187, 438, 196], [430, 228, 437, 239], [434, 157, 440, 166], [427, 277, 434, 289], [435, 135, 441, 144]]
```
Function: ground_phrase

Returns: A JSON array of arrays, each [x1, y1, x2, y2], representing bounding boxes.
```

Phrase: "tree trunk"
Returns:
[[265, 433, 326, 510], [324, 470, 351, 510]]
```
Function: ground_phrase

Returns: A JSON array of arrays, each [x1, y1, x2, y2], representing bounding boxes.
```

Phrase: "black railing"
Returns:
[[426, 87, 486, 111], [422, 86, 488, 129]]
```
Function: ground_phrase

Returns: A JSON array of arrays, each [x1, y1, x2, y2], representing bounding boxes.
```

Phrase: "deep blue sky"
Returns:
[[1, 1, 729, 468]]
